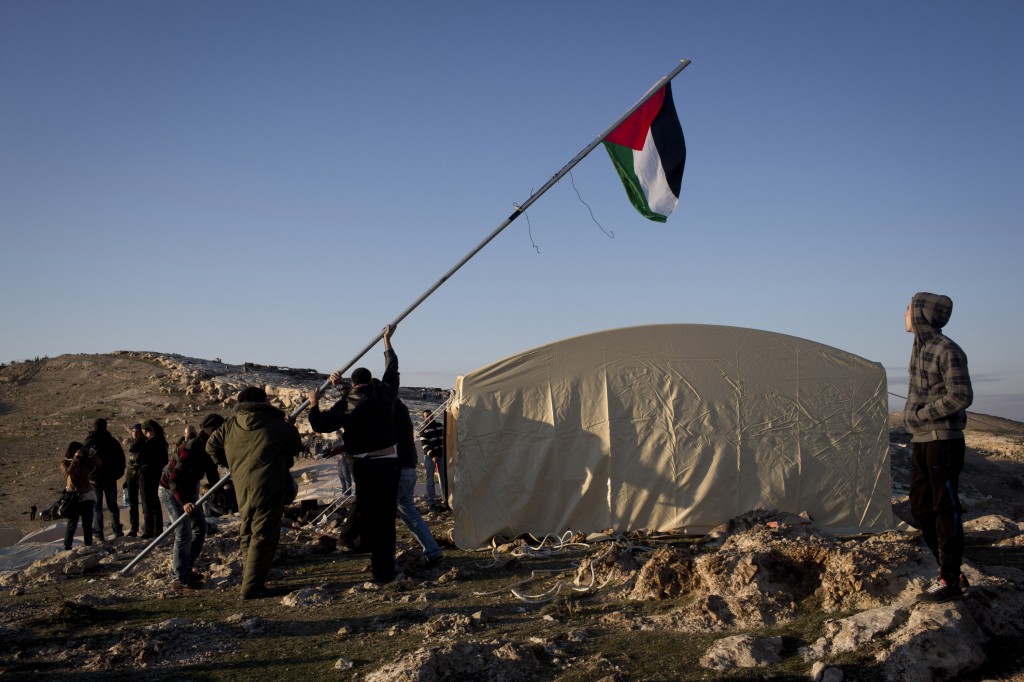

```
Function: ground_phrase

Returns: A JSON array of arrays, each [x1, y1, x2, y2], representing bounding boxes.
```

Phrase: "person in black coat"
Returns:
[[137, 419, 169, 539], [308, 324, 401, 583], [84, 418, 126, 540]]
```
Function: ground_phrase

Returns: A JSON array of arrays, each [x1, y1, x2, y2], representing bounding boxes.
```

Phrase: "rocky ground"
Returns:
[[1, 354, 1024, 681]]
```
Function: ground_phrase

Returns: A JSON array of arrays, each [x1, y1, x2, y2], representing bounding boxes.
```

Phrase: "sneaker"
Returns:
[[423, 554, 444, 569], [958, 573, 970, 592], [171, 580, 198, 591], [186, 571, 206, 587], [926, 573, 970, 593], [917, 578, 963, 603]]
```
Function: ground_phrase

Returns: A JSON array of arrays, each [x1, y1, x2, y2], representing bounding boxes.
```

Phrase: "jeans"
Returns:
[[398, 467, 442, 560], [92, 478, 122, 539], [125, 474, 141, 534], [158, 486, 207, 584], [423, 455, 438, 505], [336, 455, 354, 494]]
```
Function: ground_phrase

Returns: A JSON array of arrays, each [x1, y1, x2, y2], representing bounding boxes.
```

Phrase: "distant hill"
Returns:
[[0, 352, 448, 535]]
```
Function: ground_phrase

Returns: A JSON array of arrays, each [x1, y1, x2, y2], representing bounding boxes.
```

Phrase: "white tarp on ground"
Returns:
[[449, 324, 893, 549]]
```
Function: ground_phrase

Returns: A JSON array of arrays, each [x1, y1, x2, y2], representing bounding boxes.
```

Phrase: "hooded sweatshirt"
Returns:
[[205, 401, 300, 510], [904, 292, 973, 442]]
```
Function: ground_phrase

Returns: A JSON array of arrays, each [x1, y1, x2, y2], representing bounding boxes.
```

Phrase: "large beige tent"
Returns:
[[448, 324, 893, 549]]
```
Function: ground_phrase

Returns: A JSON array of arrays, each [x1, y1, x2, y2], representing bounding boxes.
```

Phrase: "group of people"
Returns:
[[55, 291, 973, 604], [59, 323, 448, 599], [202, 324, 445, 597], [59, 417, 134, 551], [59, 416, 229, 590]]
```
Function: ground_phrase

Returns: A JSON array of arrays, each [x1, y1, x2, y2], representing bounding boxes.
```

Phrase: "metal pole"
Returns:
[[289, 59, 692, 420], [124, 60, 692, 575], [120, 472, 231, 575]]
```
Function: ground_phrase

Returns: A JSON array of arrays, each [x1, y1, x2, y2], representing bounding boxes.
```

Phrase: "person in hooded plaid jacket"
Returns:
[[904, 292, 973, 603]]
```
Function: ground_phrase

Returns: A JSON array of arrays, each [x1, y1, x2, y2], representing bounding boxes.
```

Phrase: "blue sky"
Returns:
[[2, 2, 1022, 421]]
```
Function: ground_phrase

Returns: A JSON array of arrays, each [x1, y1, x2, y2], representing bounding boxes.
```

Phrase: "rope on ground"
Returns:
[[472, 569, 567, 597], [510, 563, 597, 604], [474, 531, 659, 603], [476, 530, 591, 569]]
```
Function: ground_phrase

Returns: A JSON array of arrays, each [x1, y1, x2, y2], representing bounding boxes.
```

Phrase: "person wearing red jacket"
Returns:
[[159, 418, 223, 590]]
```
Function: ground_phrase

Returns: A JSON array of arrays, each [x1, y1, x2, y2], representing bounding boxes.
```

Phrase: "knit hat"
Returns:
[[141, 419, 158, 432], [201, 413, 225, 432], [237, 386, 267, 403]]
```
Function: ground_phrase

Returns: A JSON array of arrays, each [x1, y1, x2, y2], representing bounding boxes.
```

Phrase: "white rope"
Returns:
[[509, 562, 598, 604]]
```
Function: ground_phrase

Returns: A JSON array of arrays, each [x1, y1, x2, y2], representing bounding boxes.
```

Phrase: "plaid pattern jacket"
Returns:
[[904, 292, 973, 442]]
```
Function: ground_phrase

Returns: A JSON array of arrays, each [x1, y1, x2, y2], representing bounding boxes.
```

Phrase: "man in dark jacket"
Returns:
[[84, 418, 126, 540], [207, 388, 301, 599], [137, 420, 169, 539], [904, 292, 974, 603], [158, 416, 223, 590], [123, 423, 144, 536], [308, 324, 400, 583]]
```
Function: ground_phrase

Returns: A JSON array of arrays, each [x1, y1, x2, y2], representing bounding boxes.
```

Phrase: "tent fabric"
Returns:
[[449, 324, 893, 549]]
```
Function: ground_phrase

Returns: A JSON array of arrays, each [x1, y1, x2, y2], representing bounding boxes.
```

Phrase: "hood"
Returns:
[[235, 401, 285, 430], [910, 292, 953, 337]]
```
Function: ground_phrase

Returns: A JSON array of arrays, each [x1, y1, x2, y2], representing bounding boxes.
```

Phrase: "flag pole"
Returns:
[[290, 58, 692, 419], [122, 59, 692, 576]]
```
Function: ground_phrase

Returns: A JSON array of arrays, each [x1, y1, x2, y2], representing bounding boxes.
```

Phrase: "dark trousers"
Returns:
[[64, 498, 95, 550], [126, 473, 141, 533], [140, 467, 164, 537], [909, 438, 965, 583], [238, 499, 285, 597], [92, 478, 122, 538], [352, 457, 400, 583]]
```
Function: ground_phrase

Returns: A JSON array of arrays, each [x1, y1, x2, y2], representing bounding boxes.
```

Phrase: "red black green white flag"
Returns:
[[602, 82, 685, 223]]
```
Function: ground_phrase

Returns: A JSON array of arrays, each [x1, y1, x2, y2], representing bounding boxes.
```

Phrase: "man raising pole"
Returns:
[[308, 325, 402, 584]]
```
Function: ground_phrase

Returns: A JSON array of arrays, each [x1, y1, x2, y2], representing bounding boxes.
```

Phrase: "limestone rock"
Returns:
[[879, 604, 987, 682], [699, 634, 782, 670], [363, 641, 540, 682], [800, 604, 909, 661]]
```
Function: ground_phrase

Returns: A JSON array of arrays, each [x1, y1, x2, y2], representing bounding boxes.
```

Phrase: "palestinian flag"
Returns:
[[603, 82, 685, 222]]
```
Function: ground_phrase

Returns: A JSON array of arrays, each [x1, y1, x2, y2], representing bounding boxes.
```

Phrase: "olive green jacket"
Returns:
[[206, 401, 301, 510]]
